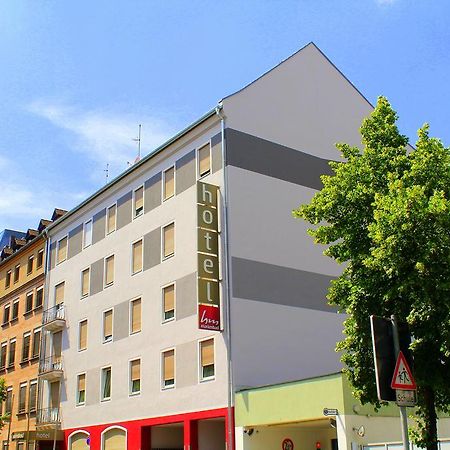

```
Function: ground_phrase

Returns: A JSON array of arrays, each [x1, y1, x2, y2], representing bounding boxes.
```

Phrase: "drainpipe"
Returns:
[[215, 104, 234, 449]]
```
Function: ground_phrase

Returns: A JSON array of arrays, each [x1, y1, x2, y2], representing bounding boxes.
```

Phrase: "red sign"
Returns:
[[198, 304, 220, 331], [282, 438, 294, 450], [391, 351, 416, 390]]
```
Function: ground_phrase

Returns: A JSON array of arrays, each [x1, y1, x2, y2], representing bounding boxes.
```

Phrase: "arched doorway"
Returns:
[[69, 431, 90, 450], [102, 426, 127, 450]]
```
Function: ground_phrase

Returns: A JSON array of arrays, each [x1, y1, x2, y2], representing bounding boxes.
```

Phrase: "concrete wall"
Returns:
[[43, 117, 230, 429], [198, 420, 226, 450]]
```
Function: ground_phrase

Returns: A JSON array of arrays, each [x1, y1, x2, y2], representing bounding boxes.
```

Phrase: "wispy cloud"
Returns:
[[375, 0, 398, 5], [27, 100, 176, 181]]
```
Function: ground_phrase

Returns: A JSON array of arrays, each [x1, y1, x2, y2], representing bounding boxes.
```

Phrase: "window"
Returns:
[[129, 359, 140, 395], [28, 380, 37, 412], [163, 166, 175, 201], [8, 339, 15, 367], [132, 240, 143, 274], [32, 328, 41, 359], [57, 236, 68, 264], [35, 287, 43, 309], [77, 373, 86, 405], [162, 350, 175, 388], [14, 264, 20, 283], [162, 284, 175, 322], [104, 255, 114, 287], [163, 223, 175, 259], [22, 332, 31, 362], [0, 342, 6, 369], [25, 292, 34, 314], [198, 143, 211, 177], [5, 387, 12, 415], [5, 270, 11, 288], [83, 220, 93, 248], [3, 304, 10, 325], [103, 310, 113, 343], [37, 249, 44, 268], [78, 320, 88, 351], [11, 299, 19, 321], [55, 282, 65, 305], [107, 204, 117, 234], [18, 382, 27, 413], [200, 339, 215, 380], [101, 367, 111, 401], [27, 255, 34, 275], [81, 268, 90, 297], [130, 298, 141, 334], [133, 186, 144, 218]]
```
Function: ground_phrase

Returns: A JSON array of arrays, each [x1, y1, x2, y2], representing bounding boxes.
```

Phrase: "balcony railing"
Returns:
[[43, 304, 65, 332], [38, 355, 63, 380], [36, 407, 60, 426]]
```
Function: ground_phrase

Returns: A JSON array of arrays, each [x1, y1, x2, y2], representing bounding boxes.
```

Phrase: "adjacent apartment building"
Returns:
[[39, 42, 375, 450], [0, 210, 65, 450]]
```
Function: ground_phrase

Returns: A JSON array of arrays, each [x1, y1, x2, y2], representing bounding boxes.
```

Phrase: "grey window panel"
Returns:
[[90, 258, 104, 295], [49, 242, 57, 270], [116, 191, 132, 230], [175, 150, 196, 195], [113, 300, 129, 341], [175, 341, 197, 388], [92, 208, 106, 244], [143, 227, 161, 271], [175, 272, 197, 320], [144, 172, 162, 213], [211, 132, 222, 173]]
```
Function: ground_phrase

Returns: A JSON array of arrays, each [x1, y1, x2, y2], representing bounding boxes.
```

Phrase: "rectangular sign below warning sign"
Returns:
[[396, 389, 417, 407]]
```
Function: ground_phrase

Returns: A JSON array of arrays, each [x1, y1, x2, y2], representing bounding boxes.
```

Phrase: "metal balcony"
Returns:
[[43, 304, 66, 332], [38, 355, 63, 381], [36, 407, 61, 429]]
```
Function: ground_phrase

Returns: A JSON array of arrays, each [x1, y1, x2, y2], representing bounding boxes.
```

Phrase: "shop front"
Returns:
[[9, 430, 64, 450]]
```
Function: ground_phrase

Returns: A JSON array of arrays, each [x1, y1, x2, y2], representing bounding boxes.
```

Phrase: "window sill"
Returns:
[[1, 322, 9, 328], [7, 364, 15, 371], [104, 282, 114, 289], [76, 403, 85, 408], [200, 376, 216, 383], [162, 253, 175, 262], [129, 391, 140, 397], [198, 171, 211, 179], [17, 411, 27, 417], [129, 330, 141, 336], [162, 194, 174, 202], [162, 384, 175, 391], [101, 398, 111, 403], [34, 304, 43, 311], [162, 316, 175, 324], [24, 310, 33, 317], [20, 359, 29, 366], [103, 338, 113, 345], [10, 318, 18, 324], [30, 355, 39, 362]]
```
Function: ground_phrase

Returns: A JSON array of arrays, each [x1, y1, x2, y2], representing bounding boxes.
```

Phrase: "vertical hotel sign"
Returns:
[[197, 181, 221, 331]]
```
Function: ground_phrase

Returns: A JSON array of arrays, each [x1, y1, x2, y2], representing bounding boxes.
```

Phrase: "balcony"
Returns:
[[36, 407, 60, 429], [39, 355, 63, 381], [43, 304, 66, 332]]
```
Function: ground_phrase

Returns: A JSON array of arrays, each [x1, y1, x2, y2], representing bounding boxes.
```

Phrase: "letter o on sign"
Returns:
[[282, 438, 294, 450]]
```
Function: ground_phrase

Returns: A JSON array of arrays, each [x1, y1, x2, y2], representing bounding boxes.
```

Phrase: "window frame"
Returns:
[[13, 264, 20, 283], [56, 236, 68, 265], [129, 297, 142, 335], [102, 309, 113, 344], [31, 327, 41, 359], [161, 282, 176, 323], [2, 303, 10, 325], [104, 254, 115, 288], [83, 219, 93, 248], [197, 141, 212, 179], [28, 379, 37, 412], [27, 255, 34, 275], [25, 291, 34, 314], [133, 185, 144, 219], [11, 299, 19, 321], [78, 319, 88, 352], [0, 341, 7, 369], [162, 165, 175, 202], [5, 270, 12, 288], [131, 238, 143, 275], [76, 372, 86, 406], [106, 203, 117, 235], [80, 267, 90, 298], [21, 331, 31, 363], [161, 348, 176, 390], [35, 286, 44, 309], [161, 221, 175, 261], [199, 337, 216, 382], [54, 281, 65, 306], [129, 358, 141, 396], [8, 338, 16, 368], [18, 381, 27, 414], [37, 248, 44, 268], [100, 366, 112, 402]]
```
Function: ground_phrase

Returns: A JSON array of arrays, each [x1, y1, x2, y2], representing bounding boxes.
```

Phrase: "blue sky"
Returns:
[[1, 0, 449, 231]]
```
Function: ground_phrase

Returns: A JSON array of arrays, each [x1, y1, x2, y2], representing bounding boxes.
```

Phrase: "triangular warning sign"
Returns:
[[391, 351, 416, 390]]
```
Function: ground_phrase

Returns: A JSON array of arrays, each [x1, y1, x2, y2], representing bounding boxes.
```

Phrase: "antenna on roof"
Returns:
[[104, 163, 109, 184], [132, 124, 142, 164]]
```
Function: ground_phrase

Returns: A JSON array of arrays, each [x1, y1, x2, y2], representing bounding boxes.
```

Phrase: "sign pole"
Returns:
[[391, 315, 410, 450]]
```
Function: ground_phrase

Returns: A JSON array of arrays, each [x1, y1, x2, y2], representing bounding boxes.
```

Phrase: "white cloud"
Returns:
[[376, 0, 397, 4], [27, 100, 176, 181]]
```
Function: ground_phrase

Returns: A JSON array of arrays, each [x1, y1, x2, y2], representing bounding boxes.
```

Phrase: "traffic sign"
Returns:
[[395, 389, 417, 407], [391, 351, 416, 390]]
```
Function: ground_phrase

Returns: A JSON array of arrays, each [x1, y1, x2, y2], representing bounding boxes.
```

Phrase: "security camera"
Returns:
[[244, 428, 254, 436]]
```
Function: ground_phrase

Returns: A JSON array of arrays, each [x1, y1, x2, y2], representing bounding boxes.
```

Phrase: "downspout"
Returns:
[[215, 104, 234, 449]]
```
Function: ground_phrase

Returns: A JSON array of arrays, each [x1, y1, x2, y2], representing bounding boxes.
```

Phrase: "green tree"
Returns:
[[293, 97, 450, 450], [0, 377, 7, 429]]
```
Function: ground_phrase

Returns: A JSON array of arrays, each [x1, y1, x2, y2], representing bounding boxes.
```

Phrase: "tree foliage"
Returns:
[[293, 97, 450, 449], [0, 377, 7, 430]]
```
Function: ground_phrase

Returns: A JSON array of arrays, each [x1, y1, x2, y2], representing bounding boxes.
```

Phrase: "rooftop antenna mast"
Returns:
[[132, 124, 142, 163], [104, 163, 109, 184]]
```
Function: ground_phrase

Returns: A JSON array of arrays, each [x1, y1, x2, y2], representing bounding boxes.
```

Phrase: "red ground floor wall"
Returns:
[[64, 406, 234, 450]]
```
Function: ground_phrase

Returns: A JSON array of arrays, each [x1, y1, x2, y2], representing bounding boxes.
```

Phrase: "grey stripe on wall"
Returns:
[[232, 257, 337, 313], [226, 128, 332, 190], [117, 191, 132, 230], [176, 272, 197, 320], [92, 208, 106, 244], [175, 149, 196, 195], [67, 224, 83, 259], [90, 258, 104, 295], [113, 300, 129, 341], [50, 242, 56, 270], [143, 227, 161, 271], [176, 341, 198, 388], [144, 172, 162, 213], [85, 367, 99, 406], [211, 132, 222, 174]]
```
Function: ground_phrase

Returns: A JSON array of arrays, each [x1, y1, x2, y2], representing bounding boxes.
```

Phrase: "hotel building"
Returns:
[[38, 42, 403, 450]]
